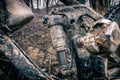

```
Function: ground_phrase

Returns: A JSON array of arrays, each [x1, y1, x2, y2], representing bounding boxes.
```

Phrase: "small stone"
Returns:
[[27, 46, 34, 51], [47, 46, 54, 54], [41, 35, 45, 38], [33, 48, 40, 54]]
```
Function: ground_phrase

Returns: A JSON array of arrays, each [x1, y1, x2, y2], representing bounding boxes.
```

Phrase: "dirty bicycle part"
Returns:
[[48, 15, 69, 69], [0, 0, 34, 32], [0, 30, 48, 80]]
